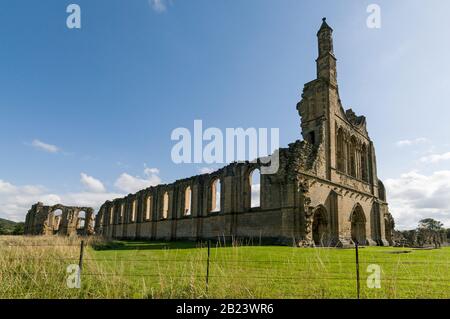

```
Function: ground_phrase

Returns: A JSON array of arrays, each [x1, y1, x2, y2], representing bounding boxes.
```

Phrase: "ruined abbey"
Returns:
[[24, 203, 95, 236], [24, 19, 395, 247]]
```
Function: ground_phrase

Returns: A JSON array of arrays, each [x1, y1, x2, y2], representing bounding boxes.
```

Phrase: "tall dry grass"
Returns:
[[1, 236, 449, 299], [0, 236, 134, 299]]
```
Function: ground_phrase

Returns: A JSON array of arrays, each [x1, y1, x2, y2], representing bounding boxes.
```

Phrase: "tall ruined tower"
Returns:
[[297, 18, 338, 181], [295, 18, 392, 247], [316, 18, 337, 86], [297, 18, 380, 197]]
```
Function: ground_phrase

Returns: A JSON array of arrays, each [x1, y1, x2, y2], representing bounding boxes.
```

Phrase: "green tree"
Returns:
[[417, 218, 444, 248], [0, 224, 6, 235], [418, 218, 444, 231], [12, 223, 24, 235]]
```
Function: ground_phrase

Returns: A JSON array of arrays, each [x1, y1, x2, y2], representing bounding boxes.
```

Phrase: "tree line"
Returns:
[[0, 218, 24, 235], [394, 218, 449, 248]]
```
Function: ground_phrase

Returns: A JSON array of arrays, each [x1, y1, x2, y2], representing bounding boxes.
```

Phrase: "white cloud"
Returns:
[[0, 178, 123, 222], [199, 167, 215, 174], [395, 137, 428, 147], [419, 152, 450, 164], [384, 170, 450, 229], [149, 0, 170, 13], [144, 167, 160, 175], [80, 173, 106, 193], [0, 180, 60, 221], [0, 180, 18, 194], [0, 167, 162, 221], [115, 168, 162, 193], [31, 139, 60, 153]]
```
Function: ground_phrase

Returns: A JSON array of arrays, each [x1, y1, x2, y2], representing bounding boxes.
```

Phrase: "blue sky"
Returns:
[[1, 0, 450, 229]]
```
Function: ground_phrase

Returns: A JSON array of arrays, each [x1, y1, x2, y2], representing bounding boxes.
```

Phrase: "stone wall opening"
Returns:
[[146, 196, 153, 220], [210, 178, 221, 213], [77, 211, 86, 230], [349, 136, 357, 178], [370, 202, 381, 243], [109, 206, 114, 225], [308, 131, 316, 145], [184, 186, 192, 216], [249, 168, 261, 208], [351, 205, 367, 245], [120, 203, 125, 223], [162, 192, 169, 219], [52, 209, 63, 234], [336, 127, 345, 172], [131, 200, 137, 223], [361, 144, 368, 182], [312, 206, 328, 246]]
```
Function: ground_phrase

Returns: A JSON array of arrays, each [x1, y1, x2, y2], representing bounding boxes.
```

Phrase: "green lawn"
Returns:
[[1, 236, 449, 299], [85, 240, 450, 299]]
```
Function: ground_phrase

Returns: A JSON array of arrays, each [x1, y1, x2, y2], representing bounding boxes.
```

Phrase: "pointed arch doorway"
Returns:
[[312, 206, 328, 246], [351, 205, 367, 245]]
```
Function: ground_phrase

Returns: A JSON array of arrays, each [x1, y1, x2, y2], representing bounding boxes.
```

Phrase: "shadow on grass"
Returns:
[[92, 240, 202, 251], [385, 250, 412, 254]]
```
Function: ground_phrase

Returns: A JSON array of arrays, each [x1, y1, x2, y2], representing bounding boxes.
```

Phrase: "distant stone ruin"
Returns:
[[24, 202, 94, 236]]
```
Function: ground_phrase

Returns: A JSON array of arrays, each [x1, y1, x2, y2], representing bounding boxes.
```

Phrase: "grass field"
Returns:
[[0, 236, 449, 299]]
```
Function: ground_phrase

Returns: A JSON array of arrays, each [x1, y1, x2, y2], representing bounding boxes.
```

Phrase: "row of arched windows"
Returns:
[[336, 127, 370, 182], [107, 169, 261, 224]]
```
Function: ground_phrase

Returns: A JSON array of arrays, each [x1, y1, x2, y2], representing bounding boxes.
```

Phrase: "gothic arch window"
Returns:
[[312, 206, 328, 246], [52, 209, 63, 233], [210, 178, 221, 213], [120, 203, 124, 224], [308, 131, 316, 145], [346, 138, 351, 175], [361, 144, 368, 182], [336, 127, 345, 172], [350, 205, 367, 245], [146, 196, 153, 221], [109, 206, 114, 225], [249, 168, 261, 208], [131, 200, 137, 223], [370, 202, 381, 243], [162, 192, 169, 219], [78, 211, 86, 230], [349, 136, 357, 178], [184, 186, 192, 216]]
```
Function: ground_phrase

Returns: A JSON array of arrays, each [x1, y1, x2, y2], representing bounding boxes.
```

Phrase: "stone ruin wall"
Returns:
[[24, 203, 95, 236], [93, 139, 394, 247], [95, 152, 303, 245], [22, 138, 395, 246]]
